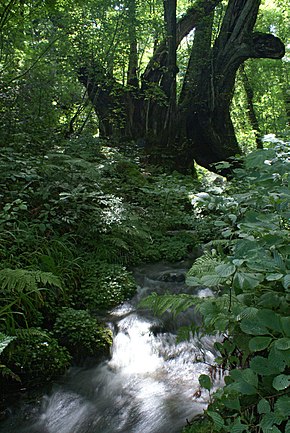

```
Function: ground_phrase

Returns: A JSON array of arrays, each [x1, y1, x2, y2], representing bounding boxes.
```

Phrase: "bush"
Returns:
[[0, 328, 71, 384], [53, 308, 113, 361], [76, 262, 136, 311]]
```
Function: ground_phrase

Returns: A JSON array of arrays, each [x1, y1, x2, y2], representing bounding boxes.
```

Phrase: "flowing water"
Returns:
[[0, 262, 221, 433]]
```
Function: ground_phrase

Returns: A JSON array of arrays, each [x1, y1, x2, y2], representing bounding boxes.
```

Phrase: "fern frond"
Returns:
[[139, 293, 200, 317], [0, 269, 62, 293], [187, 252, 222, 280]]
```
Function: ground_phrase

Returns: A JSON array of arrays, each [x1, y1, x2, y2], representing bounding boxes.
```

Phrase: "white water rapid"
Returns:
[[0, 262, 222, 433]]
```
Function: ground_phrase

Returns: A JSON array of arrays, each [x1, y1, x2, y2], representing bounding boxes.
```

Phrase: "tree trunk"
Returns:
[[78, 0, 285, 175]]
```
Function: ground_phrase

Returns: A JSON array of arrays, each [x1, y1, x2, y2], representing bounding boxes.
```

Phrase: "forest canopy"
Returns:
[[0, 0, 289, 172]]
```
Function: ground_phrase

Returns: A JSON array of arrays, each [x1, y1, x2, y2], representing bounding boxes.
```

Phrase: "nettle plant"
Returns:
[[143, 140, 290, 432]]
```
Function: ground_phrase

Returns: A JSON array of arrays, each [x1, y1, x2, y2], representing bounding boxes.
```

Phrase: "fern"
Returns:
[[0, 269, 62, 293], [0, 269, 62, 329], [139, 292, 201, 317], [185, 252, 223, 287]]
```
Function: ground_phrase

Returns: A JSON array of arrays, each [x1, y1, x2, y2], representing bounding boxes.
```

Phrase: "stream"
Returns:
[[0, 262, 222, 433]]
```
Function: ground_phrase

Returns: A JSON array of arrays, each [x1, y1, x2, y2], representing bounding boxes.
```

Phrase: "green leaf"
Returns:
[[258, 398, 271, 414], [200, 274, 224, 287], [240, 317, 269, 335], [265, 273, 284, 281], [257, 309, 282, 333], [199, 374, 212, 391], [283, 274, 290, 290], [249, 336, 272, 352], [231, 419, 249, 433], [250, 355, 284, 376], [0, 333, 15, 355], [281, 317, 290, 337], [260, 412, 284, 430], [285, 420, 290, 433], [233, 271, 263, 291], [229, 368, 258, 395], [272, 375, 290, 391], [222, 397, 241, 411], [215, 263, 236, 278], [274, 338, 290, 351], [275, 395, 290, 417], [207, 411, 225, 430]]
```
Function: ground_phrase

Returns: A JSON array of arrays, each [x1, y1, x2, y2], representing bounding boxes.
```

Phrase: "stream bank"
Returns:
[[0, 261, 221, 433]]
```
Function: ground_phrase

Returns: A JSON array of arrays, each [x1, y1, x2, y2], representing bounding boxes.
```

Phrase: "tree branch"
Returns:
[[142, 0, 222, 84]]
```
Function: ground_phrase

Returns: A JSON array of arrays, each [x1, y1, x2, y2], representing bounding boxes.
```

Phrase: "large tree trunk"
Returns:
[[78, 0, 285, 175]]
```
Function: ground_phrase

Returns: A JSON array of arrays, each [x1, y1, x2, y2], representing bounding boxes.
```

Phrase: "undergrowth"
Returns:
[[143, 138, 290, 433]]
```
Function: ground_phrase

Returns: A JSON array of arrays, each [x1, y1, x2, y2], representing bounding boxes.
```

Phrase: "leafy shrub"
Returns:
[[0, 328, 71, 384], [142, 142, 290, 432], [76, 262, 136, 311], [53, 308, 112, 360], [143, 232, 197, 263]]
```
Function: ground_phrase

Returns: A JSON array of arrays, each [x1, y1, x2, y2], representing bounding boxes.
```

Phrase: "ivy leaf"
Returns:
[[215, 263, 236, 278], [207, 411, 225, 431], [272, 375, 290, 391], [257, 398, 271, 414], [199, 374, 212, 391], [249, 336, 272, 352]]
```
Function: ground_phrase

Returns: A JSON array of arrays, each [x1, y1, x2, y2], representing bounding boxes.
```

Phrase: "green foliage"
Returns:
[[0, 268, 63, 330], [143, 141, 290, 432], [0, 328, 71, 384], [76, 262, 137, 311], [53, 308, 112, 360]]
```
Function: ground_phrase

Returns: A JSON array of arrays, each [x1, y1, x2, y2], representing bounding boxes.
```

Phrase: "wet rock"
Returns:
[[158, 272, 185, 283]]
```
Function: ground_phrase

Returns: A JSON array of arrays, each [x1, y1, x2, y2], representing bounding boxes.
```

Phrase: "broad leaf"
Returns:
[[215, 263, 236, 278], [207, 411, 224, 431], [240, 318, 269, 335], [229, 369, 258, 395], [249, 336, 272, 352], [233, 271, 263, 291], [274, 338, 290, 351], [257, 399, 271, 414], [281, 317, 290, 337], [257, 309, 282, 333], [199, 374, 212, 391], [283, 274, 290, 290], [272, 375, 290, 391], [275, 395, 290, 417]]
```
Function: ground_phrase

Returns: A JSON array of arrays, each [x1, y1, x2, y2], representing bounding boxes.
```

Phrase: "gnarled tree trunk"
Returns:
[[78, 0, 285, 175]]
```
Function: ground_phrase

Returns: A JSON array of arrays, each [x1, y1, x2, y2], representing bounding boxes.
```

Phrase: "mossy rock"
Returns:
[[53, 308, 113, 361]]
